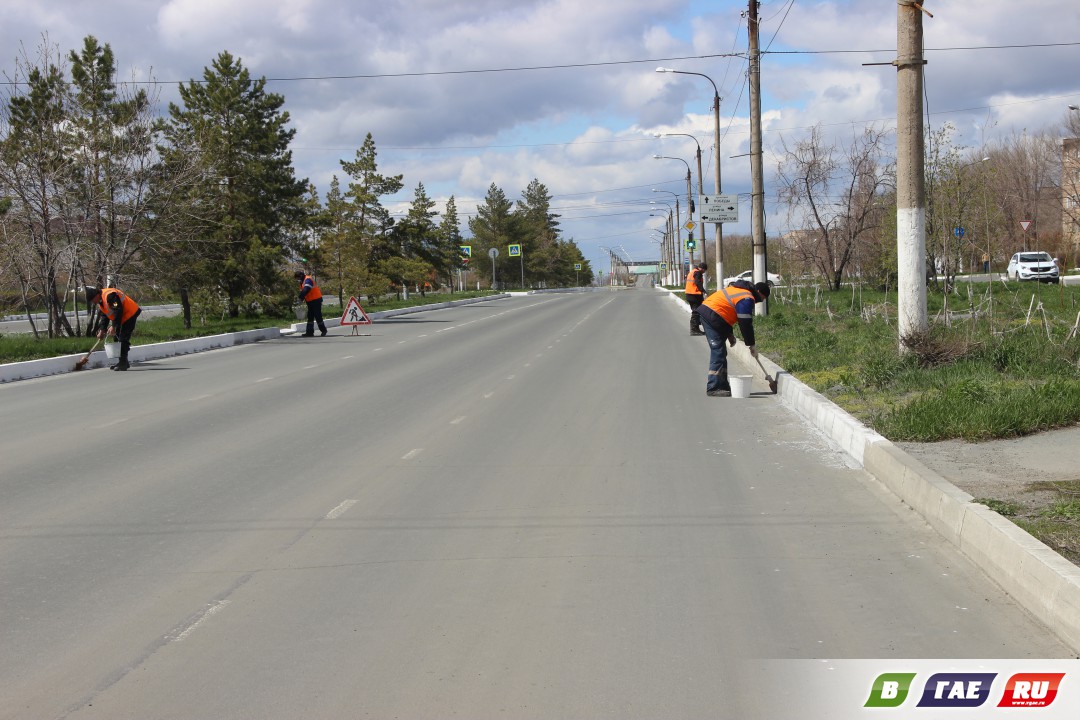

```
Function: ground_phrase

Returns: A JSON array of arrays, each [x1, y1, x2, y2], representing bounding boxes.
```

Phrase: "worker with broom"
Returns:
[[86, 286, 141, 371], [696, 279, 769, 397], [294, 270, 327, 337], [685, 262, 708, 335]]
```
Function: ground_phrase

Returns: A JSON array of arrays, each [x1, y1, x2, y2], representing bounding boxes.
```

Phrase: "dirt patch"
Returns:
[[897, 424, 1080, 564]]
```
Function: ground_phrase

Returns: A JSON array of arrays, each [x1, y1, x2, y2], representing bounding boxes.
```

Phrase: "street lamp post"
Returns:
[[657, 133, 707, 281], [656, 67, 724, 289], [653, 189, 683, 278], [654, 154, 696, 267], [650, 206, 674, 285]]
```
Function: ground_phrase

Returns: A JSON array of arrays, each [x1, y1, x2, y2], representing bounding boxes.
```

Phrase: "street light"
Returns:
[[650, 204, 675, 285], [654, 154, 696, 266], [652, 189, 683, 276], [656, 67, 724, 288], [656, 134, 707, 276]]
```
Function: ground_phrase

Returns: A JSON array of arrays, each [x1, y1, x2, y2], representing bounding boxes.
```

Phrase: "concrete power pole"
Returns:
[[748, 0, 768, 316], [896, 1, 930, 347]]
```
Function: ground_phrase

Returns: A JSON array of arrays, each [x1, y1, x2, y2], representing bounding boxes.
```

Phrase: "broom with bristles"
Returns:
[[73, 338, 102, 371]]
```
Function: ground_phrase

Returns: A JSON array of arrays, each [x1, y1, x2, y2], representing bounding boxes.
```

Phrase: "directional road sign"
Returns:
[[698, 194, 739, 223]]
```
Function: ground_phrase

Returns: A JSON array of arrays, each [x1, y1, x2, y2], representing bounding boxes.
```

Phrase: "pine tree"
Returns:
[[318, 175, 371, 305], [391, 181, 442, 285], [468, 183, 516, 288], [513, 179, 561, 287], [67, 36, 158, 288], [437, 195, 465, 290], [339, 132, 403, 271], [159, 51, 307, 316]]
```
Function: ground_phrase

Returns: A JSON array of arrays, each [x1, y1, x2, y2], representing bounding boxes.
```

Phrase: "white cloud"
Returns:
[[0, 0, 1077, 266]]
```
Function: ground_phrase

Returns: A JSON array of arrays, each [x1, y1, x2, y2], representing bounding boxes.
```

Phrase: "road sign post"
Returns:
[[488, 247, 499, 289]]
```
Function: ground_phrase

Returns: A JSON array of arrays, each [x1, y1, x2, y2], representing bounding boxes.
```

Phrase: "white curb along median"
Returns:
[[662, 285, 1080, 653], [1, 294, 511, 384]]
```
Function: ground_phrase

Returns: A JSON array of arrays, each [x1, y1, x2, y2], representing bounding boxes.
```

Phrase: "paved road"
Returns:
[[0, 289, 1071, 719]]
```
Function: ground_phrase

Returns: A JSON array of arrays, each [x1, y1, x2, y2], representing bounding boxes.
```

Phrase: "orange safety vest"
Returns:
[[300, 274, 322, 301], [98, 288, 140, 323], [701, 285, 754, 326], [684, 268, 704, 296]]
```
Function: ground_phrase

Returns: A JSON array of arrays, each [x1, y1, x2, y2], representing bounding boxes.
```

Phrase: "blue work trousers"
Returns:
[[701, 319, 732, 393]]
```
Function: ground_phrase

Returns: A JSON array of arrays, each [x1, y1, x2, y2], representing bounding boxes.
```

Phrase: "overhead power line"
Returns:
[[0, 53, 745, 87], [764, 41, 1080, 55]]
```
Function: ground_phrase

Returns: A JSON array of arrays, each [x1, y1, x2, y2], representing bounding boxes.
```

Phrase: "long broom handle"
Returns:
[[76, 338, 102, 366]]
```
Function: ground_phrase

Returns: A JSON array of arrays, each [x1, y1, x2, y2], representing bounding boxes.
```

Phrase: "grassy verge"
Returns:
[[1014, 481, 1080, 565], [0, 291, 500, 364], [758, 281, 1080, 442], [758, 280, 1080, 562]]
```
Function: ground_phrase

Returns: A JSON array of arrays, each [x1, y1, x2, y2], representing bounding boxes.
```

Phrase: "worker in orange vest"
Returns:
[[294, 270, 327, 337], [684, 262, 708, 335], [86, 286, 141, 371], [697, 279, 770, 396]]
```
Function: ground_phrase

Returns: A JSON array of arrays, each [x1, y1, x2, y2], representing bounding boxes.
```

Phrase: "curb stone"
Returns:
[[0, 294, 512, 384], [661, 285, 1080, 653]]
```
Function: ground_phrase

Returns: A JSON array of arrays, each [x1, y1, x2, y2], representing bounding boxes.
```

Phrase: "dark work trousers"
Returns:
[[686, 293, 704, 332], [117, 309, 141, 365], [305, 298, 327, 336]]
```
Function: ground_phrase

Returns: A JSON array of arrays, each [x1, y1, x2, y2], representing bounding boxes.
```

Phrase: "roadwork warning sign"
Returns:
[[340, 296, 372, 334]]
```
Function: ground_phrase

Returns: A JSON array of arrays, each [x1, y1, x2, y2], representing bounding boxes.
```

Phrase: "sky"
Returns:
[[2, 0, 1079, 277]]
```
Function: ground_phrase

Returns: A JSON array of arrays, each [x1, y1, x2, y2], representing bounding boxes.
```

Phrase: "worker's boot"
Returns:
[[113, 341, 130, 371]]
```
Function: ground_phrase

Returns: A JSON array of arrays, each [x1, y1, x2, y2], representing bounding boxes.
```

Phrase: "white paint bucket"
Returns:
[[729, 375, 752, 399], [104, 341, 120, 359]]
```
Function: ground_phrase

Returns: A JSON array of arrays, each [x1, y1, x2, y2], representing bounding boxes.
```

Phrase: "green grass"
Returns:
[[1014, 480, 1080, 564], [973, 498, 1023, 517], [760, 281, 1080, 442]]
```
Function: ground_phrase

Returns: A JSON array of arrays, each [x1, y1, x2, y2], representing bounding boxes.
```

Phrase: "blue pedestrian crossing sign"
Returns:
[[508, 244, 522, 257], [954, 227, 965, 238]]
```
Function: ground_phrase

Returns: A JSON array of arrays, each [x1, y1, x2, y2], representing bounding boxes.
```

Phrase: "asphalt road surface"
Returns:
[[0, 289, 1071, 719]]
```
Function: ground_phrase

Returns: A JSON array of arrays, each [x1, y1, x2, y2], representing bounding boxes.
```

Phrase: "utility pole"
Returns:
[[748, 0, 768, 315], [896, 1, 930, 348]]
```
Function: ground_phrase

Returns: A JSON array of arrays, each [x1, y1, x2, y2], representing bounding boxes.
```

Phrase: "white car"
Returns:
[[1006, 251, 1059, 283], [722, 269, 783, 287]]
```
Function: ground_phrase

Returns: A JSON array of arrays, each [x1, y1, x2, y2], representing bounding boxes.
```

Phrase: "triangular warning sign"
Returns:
[[1020, 221, 1032, 231], [340, 296, 372, 326]]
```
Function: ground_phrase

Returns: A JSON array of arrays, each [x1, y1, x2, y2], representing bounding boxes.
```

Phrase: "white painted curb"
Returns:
[[663, 286, 1080, 653], [2, 294, 512, 383]]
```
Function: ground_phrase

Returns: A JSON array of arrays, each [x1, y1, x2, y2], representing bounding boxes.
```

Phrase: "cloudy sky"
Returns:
[[2, 0, 1079, 274]]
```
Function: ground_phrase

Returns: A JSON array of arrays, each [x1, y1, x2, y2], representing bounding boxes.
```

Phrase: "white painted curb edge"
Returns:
[[663, 286, 1080, 653], [1, 294, 512, 384]]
